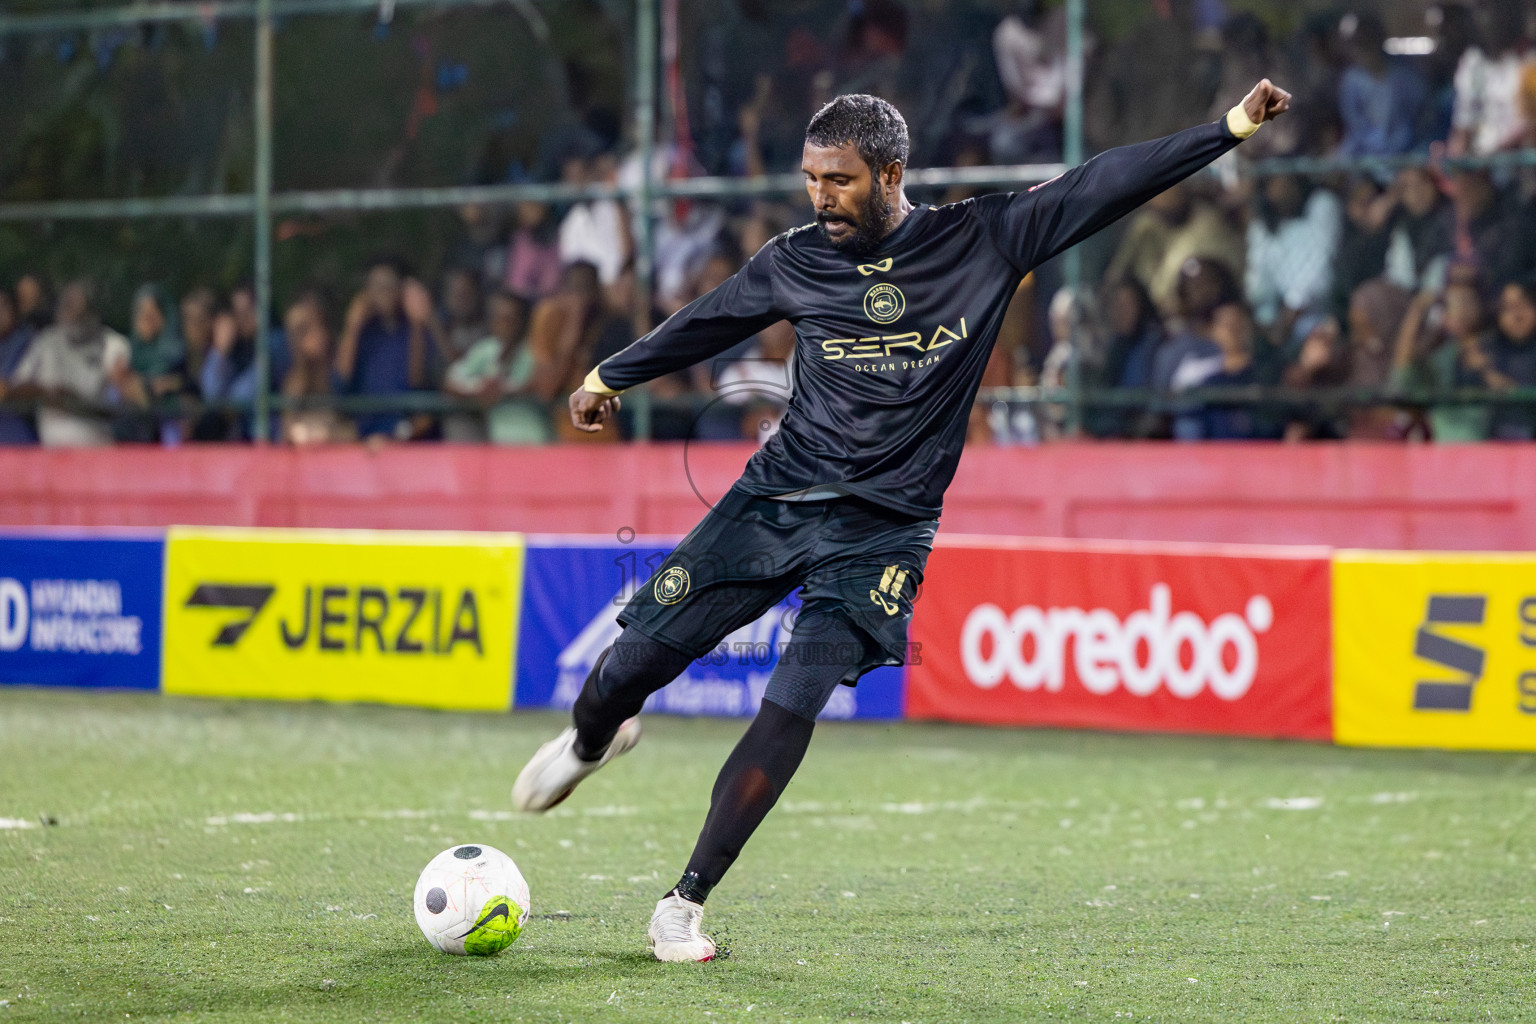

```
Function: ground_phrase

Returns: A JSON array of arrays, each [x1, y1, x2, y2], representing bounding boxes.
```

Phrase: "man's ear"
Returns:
[[882, 160, 904, 196]]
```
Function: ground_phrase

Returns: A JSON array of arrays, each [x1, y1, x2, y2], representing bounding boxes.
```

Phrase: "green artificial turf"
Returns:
[[1, 688, 1533, 1023]]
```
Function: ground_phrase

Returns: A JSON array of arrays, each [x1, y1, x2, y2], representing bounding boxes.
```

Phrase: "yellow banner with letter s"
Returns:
[[163, 527, 525, 711], [1334, 551, 1536, 749]]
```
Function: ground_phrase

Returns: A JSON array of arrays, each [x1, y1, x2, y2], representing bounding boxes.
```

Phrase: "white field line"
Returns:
[[205, 805, 638, 826]]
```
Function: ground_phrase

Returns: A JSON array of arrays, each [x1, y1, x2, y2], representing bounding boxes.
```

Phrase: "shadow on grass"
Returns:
[[115, 944, 686, 1020], [338, 940, 666, 977]]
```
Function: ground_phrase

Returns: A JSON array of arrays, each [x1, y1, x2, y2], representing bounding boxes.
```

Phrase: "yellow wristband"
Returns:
[[583, 366, 623, 396], [1225, 103, 1262, 140]]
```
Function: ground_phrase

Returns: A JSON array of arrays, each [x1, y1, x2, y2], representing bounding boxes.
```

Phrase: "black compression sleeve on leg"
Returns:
[[764, 607, 882, 721], [671, 611, 882, 902], [572, 626, 694, 761], [676, 698, 816, 902]]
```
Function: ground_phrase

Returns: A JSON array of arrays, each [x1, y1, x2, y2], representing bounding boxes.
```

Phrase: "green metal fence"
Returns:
[[0, 0, 1073, 441], [5, 2, 1535, 443]]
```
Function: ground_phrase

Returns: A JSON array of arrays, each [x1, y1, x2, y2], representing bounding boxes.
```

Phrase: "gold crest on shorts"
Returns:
[[654, 566, 691, 605]]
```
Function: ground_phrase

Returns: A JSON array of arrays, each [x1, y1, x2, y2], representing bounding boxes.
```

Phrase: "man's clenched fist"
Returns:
[[1242, 79, 1292, 126], [569, 387, 622, 433]]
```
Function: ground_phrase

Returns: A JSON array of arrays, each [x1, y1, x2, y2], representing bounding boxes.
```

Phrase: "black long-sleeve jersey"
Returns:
[[590, 115, 1252, 517]]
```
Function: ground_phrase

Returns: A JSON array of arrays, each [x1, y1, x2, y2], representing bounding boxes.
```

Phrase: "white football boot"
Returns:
[[510, 719, 641, 813], [647, 893, 717, 962]]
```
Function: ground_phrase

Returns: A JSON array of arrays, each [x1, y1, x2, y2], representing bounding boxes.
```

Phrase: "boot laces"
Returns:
[[656, 899, 704, 944]]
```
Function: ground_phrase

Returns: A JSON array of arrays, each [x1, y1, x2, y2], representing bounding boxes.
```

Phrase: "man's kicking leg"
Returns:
[[512, 626, 694, 812], [649, 607, 881, 962]]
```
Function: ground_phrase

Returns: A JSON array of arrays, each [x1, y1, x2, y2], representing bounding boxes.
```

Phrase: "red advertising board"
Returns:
[[907, 537, 1332, 739]]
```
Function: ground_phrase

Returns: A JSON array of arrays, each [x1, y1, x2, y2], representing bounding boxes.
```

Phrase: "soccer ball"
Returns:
[[413, 843, 531, 955]]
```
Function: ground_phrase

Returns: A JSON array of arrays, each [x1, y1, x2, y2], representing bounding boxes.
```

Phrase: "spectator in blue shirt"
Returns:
[[0, 288, 38, 444], [197, 284, 289, 441], [1485, 278, 1536, 441], [200, 284, 289, 405], [333, 258, 439, 441], [14, 274, 50, 333], [1102, 277, 1166, 391], [1337, 12, 1428, 157], [1097, 277, 1166, 438], [1152, 257, 1238, 395], [1183, 301, 1271, 440]]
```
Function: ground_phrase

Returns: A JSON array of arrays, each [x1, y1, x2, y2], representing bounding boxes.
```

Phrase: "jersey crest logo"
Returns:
[[863, 282, 905, 325], [654, 566, 691, 605], [856, 258, 893, 276]]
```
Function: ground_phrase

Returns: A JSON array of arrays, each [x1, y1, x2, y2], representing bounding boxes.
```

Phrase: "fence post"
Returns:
[[630, 0, 658, 442], [253, 0, 275, 443], [1063, 0, 1085, 437]]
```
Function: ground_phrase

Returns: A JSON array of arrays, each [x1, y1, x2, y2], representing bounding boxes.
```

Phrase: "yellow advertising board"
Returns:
[[163, 527, 525, 711], [1334, 551, 1536, 749]]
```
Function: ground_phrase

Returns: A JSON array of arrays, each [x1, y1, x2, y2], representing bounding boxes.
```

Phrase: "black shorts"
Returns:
[[617, 484, 937, 674]]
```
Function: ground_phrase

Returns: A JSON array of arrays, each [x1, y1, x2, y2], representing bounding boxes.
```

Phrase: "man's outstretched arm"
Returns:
[[570, 243, 784, 432], [980, 79, 1292, 274]]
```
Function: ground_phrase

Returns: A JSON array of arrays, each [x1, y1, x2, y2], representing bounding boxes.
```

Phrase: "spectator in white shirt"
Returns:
[[9, 280, 128, 447], [988, 3, 1070, 163], [1245, 174, 1341, 345], [557, 154, 631, 287], [1382, 166, 1454, 294], [1450, 5, 1532, 156]]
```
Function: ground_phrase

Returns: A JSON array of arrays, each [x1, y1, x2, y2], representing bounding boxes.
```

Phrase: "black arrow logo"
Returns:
[[185, 584, 276, 647], [454, 900, 510, 939]]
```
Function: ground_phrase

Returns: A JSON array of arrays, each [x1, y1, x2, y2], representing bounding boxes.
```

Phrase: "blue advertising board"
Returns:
[[0, 532, 164, 690], [515, 539, 904, 719]]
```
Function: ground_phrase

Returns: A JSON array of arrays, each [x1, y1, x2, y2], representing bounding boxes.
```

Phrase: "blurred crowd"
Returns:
[[1014, 0, 1536, 443], [0, 194, 795, 447], [6, 0, 1536, 446], [1003, 143, 1536, 443]]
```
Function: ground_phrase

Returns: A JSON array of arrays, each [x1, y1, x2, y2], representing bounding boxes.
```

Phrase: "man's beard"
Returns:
[[817, 186, 893, 257]]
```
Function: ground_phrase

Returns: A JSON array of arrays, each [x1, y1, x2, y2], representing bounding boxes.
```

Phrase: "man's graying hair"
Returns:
[[804, 94, 910, 178]]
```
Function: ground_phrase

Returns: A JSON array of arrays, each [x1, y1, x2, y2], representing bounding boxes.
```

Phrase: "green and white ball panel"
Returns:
[[413, 844, 531, 956]]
